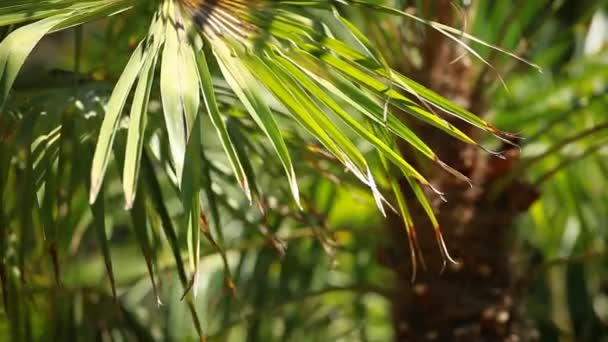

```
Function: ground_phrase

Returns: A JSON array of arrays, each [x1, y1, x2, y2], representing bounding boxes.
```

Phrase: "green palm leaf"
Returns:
[[0, 1, 543, 338], [0, 0, 516, 209]]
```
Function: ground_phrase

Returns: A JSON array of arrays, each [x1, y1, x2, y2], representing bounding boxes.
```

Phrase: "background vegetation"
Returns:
[[1, 0, 607, 341]]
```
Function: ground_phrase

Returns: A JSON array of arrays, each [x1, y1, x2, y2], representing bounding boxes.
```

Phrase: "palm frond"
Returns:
[[0, 0, 542, 338]]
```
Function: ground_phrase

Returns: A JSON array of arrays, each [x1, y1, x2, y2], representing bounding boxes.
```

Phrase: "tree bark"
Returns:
[[381, 2, 539, 341]]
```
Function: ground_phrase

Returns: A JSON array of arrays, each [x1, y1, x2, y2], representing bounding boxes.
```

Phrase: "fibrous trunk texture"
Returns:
[[384, 169, 537, 341], [381, 2, 539, 341]]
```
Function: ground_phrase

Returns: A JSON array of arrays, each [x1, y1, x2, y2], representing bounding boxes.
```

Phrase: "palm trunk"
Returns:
[[381, 2, 539, 340], [384, 172, 538, 341]]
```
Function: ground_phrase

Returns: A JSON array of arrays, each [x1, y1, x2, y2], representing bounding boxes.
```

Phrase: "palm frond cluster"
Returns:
[[179, 0, 265, 38], [170, 0, 515, 264], [0, 0, 526, 338]]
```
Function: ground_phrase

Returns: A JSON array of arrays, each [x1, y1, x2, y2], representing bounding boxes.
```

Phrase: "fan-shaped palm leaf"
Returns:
[[0, 0, 536, 338]]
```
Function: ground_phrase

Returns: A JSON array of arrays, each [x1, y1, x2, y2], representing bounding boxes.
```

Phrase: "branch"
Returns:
[[518, 122, 608, 173], [491, 122, 608, 196], [525, 93, 607, 145], [533, 138, 608, 186]]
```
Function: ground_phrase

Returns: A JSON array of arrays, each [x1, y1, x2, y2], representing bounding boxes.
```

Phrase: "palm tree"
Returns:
[[1, 0, 606, 340], [366, 1, 608, 340]]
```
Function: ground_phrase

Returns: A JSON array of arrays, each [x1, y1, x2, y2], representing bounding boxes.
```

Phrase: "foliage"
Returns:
[[494, 50, 608, 341], [0, 0, 607, 341]]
